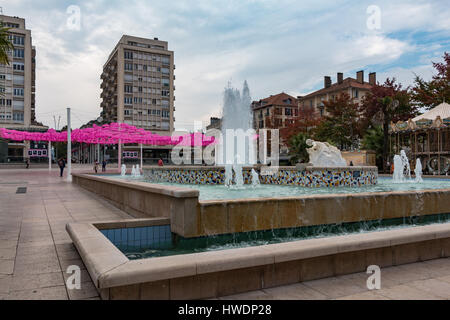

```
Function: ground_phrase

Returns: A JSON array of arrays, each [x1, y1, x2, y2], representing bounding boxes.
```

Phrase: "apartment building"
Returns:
[[0, 14, 45, 162], [252, 92, 299, 130], [298, 71, 376, 116], [100, 35, 175, 134]]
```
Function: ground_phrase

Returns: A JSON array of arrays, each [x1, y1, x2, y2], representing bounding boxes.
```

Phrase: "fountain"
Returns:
[[215, 81, 256, 183], [400, 150, 412, 180], [224, 165, 233, 187], [415, 158, 423, 183], [121, 164, 127, 176], [69, 80, 450, 301], [135, 165, 142, 177], [130, 165, 142, 178], [392, 150, 422, 184], [233, 164, 244, 188], [251, 169, 260, 187], [393, 155, 405, 183]]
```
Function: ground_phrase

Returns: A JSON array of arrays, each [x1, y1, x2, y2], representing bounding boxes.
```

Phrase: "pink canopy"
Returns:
[[0, 123, 215, 147]]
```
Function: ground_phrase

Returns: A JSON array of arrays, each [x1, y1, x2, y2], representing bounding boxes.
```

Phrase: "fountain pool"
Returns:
[[108, 175, 450, 200], [102, 213, 450, 260]]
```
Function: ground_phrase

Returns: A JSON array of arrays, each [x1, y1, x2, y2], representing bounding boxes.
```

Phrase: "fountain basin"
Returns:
[[71, 173, 450, 238], [66, 219, 450, 300], [143, 165, 378, 187]]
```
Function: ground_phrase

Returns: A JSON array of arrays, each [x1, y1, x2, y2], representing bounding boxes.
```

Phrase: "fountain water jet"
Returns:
[[415, 158, 423, 183], [216, 81, 256, 168], [121, 164, 127, 177], [393, 155, 405, 183], [400, 150, 411, 180], [251, 169, 260, 187]]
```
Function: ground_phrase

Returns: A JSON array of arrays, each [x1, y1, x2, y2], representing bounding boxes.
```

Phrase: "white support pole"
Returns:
[[118, 139, 122, 173], [67, 108, 72, 182], [140, 144, 143, 169], [48, 141, 52, 171]]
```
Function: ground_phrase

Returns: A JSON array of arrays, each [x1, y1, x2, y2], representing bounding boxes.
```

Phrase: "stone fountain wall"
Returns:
[[143, 166, 378, 187]]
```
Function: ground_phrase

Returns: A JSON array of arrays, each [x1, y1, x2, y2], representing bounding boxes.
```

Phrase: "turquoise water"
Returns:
[[111, 176, 450, 201], [119, 214, 450, 260]]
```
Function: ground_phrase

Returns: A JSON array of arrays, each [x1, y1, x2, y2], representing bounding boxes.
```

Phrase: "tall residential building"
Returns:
[[0, 14, 44, 162], [100, 35, 175, 134], [298, 71, 376, 117]]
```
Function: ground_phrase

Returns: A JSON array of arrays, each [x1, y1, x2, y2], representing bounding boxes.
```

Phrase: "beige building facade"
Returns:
[[0, 15, 45, 162], [100, 35, 175, 135], [299, 71, 376, 116]]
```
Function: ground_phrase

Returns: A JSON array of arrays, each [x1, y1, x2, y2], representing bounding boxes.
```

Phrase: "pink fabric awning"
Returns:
[[0, 123, 215, 147]]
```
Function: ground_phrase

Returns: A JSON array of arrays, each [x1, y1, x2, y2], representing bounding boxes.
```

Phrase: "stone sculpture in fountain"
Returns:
[[305, 139, 347, 167]]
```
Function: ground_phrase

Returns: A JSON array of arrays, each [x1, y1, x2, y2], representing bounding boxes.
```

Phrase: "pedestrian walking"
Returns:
[[94, 160, 99, 174], [58, 158, 66, 177], [102, 159, 107, 172], [25, 158, 30, 169]]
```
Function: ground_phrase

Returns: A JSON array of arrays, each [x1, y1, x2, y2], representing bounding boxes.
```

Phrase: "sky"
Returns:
[[2, 0, 449, 130]]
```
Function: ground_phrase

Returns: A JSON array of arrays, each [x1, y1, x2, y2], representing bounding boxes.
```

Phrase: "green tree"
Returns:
[[360, 78, 414, 172], [411, 52, 450, 109], [0, 23, 13, 65], [287, 132, 310, 164], [314, 92, 361, 150], [361, 126, 384, 169]]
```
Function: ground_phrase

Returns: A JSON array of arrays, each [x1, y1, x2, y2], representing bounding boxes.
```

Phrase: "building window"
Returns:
[[162, 79, 169, 87], [285, 108, 292, 116], [13, 88, 24, 96], [13, 113, 24, 122], [124, 85, 132, 93], [124, 63, 133, 71], [13, 36, 25, 46], [162, 110, 170, 118], [13, 75, 24, 85], [124, 51, 133, 60], [13, 63, 25, 71], [13, 49, 24, 58], [124, 97, 133, 105], [352, 88, 359, 98], [162, 57, 170, 65], [161, 67, 169, 74], [161, 90, 170, 97]]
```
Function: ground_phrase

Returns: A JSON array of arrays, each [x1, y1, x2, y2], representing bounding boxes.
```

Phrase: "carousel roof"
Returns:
[[413, 102, 450, 121]]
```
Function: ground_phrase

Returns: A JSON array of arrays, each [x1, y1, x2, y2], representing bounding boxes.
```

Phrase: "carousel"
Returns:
[[390, 102, 450, 175]]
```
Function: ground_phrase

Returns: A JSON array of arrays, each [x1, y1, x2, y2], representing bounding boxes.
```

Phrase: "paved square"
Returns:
[[1, 167, 449, 300]]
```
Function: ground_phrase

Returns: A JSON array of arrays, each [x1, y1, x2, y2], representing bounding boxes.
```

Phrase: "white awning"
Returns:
[[413, 102, 450, 121]]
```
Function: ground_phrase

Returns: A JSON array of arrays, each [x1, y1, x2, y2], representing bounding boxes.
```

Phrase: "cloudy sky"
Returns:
[[2, 0, 449, 129]]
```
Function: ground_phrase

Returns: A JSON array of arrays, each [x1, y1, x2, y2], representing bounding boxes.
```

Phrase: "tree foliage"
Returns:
[[0, 24, 14, 66], [361, 125, 384, 167], [287, 132, 311, 165], [280, 106, 321, 143], [360, 78, 415, 171], [411, 52, 450, 109], [314, 92, 361, 150]]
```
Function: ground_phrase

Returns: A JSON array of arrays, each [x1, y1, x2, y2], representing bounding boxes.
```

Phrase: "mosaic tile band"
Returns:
[[143, 166, 378, 187]]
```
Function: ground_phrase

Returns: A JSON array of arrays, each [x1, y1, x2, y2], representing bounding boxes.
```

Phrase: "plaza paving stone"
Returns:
[[1, 167, 450, 300]]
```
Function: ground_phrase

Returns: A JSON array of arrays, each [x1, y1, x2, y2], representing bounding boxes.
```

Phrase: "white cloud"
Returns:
[[0, 0, 448, 129]]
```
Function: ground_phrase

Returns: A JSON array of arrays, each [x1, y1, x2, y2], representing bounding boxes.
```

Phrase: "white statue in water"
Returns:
[[121, 164, 127, 176], [306, 139, 347, 167]]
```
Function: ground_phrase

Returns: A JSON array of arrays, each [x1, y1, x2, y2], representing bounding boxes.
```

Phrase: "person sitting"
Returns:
[[158, 158, 164, 167]]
